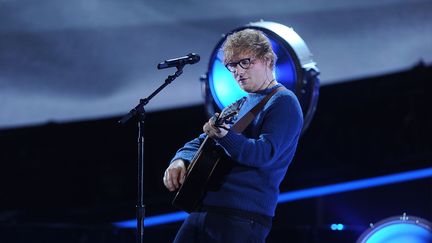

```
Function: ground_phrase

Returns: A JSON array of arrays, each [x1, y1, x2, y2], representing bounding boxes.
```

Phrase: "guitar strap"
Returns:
[[231, 86, 285, 133]]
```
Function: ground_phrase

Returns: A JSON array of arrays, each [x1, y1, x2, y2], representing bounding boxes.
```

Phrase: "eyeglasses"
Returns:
[[225, 58, 254, 73]]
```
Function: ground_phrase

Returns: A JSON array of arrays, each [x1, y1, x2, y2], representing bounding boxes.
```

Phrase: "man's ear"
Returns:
[[264, 54, 272, 67], [264, 53, 271, 66]]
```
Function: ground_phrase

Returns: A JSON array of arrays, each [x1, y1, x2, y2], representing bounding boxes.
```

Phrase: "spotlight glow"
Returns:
[[357, 214, 432, 243], [365, 223, 432, 243], [331, 223, 345, 231], [208, 38, 297, 109], [204, 21, 320, 133], [113, 167, 432, 228]]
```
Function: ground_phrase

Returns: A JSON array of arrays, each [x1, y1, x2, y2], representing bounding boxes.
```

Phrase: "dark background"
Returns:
[[1, 62, 431, 242]]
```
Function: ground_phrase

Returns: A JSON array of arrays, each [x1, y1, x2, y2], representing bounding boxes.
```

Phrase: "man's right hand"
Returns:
[[163, 159, 187, 192]]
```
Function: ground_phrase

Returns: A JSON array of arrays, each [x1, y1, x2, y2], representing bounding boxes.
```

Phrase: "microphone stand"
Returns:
[[118, 64, 185, 243]]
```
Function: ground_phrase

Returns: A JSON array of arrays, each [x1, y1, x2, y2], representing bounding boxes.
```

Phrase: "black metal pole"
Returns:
[[136, 108, 145, 243], [118, 65, 185, 243]]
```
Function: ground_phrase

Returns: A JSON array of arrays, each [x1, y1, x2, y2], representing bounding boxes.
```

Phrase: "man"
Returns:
[[163, 28, 303, 242]]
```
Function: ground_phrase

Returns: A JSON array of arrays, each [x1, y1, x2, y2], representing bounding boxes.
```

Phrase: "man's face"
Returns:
[[228, 53, 270, 93]]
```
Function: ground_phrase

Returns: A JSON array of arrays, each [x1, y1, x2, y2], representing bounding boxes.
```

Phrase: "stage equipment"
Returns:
[[356, 213, 432, 243], [119, 54, 198, 243], [201, 20, 320, 133]]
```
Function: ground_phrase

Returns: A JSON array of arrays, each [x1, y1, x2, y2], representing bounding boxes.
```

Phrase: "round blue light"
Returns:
[[209, 58, 247, 108], [204, 21, 320, 132], [357, 215, 432, 243], [331, 223, 345, 231], [207, 30, 298, 110], [365, 223, 432, 243], [331, 224, 338, 230]]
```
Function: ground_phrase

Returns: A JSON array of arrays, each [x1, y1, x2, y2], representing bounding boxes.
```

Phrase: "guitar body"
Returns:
[[172, 138, 228, 212], [171, 97, 246, 213]]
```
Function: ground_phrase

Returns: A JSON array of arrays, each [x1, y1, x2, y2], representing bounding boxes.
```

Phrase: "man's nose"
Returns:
[[235, 65, 245, 75]]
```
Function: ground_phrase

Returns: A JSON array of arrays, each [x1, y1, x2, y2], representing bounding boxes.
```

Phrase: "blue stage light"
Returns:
[[331, 223, 345, 231], [202, 20, 320, 133], [277, 167, 432, 203], [357, 214, 432, 243], [113, 211, 188, 228], [113, 167, 432, 228], [208, 58, 247, 108]]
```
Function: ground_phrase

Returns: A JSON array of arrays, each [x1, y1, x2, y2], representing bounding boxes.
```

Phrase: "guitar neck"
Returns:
[[186, 135, 212, 171]]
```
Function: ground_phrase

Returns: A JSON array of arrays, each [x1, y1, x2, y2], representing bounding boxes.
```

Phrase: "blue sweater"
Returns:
[[171, 84, 303, 217]]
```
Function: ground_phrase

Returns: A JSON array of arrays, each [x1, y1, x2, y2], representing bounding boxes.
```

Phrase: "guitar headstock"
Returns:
[[215, 97, 246, 125]]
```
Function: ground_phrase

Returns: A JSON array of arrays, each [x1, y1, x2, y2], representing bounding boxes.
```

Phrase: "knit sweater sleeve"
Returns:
[[170, 133, 206, 164], [215, 93, 303, 167]]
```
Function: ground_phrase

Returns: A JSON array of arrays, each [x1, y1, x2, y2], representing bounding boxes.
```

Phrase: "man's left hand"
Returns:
[[203, 113, 229, 138]]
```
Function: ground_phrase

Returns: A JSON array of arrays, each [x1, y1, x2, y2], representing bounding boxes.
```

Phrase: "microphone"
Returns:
[[157, 53, 200, 69]]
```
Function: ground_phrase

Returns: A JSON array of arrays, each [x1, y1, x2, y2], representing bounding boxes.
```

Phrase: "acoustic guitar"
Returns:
[[172, 97, 246, 212]]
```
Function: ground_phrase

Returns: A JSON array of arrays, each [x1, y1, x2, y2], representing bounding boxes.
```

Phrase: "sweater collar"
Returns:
[[249, 83, 283, 97]]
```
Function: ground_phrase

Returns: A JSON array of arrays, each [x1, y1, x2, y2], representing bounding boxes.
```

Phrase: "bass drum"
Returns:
[[356, 213, 432, 243]]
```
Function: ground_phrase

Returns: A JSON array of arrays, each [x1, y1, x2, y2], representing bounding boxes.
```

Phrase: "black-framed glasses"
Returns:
[[225, 58, 253, 73]]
